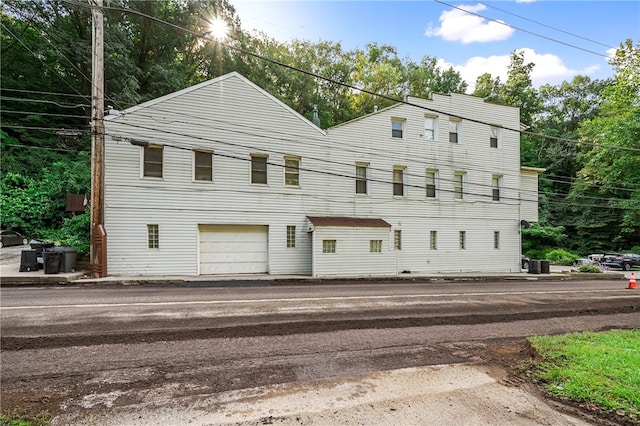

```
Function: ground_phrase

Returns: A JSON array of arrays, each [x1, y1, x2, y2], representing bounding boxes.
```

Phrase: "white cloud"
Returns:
[[425, 4, 515, 44], [439, 48, 601, 92]]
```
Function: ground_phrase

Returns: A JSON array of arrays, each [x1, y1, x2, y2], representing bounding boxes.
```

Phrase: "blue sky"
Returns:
[[230, 1, 640, 92]]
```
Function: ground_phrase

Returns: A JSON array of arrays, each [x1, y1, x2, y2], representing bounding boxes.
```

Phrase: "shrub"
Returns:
[[578, 264, 602, 273], [42, 212, 90, 255], [545, 248, 580, 266]]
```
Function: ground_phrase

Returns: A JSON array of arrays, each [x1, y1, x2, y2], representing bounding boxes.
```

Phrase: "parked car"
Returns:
[[601, 253, 640, 271], [0, 230, 28, 248]]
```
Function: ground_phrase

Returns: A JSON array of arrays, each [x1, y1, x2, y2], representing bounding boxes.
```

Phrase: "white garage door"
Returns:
[[199, 225, 268, 274]]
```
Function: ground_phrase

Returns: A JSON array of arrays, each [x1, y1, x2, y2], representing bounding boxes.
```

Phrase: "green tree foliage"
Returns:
[[573, 39, 640, 250]]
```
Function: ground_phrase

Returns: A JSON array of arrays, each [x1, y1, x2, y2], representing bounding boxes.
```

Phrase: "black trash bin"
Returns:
[[19, 249, 38, 272], [43, 250, 62, 274], [528, 259, 541, 274], [540, 260, 550, 274], [52, 247, 77, 273], [31, 241, 55, 269]]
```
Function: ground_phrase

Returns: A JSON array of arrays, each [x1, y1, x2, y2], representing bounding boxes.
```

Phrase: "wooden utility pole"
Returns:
[[90, 0, 106, 276]]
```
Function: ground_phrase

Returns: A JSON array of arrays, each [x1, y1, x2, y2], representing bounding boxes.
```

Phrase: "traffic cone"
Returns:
[[628, 272, 637, 289]]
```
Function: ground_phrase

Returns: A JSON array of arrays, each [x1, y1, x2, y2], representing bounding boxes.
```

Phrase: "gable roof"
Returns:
[[105, 72, 325, 135]]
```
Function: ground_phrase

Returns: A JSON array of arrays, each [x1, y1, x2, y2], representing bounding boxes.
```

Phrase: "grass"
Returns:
[[0, 412, 51, 426], [528, 329, 640, 422]]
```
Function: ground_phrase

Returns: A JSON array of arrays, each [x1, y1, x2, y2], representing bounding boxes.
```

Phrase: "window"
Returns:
[[430, 230, 437, 250], [492, 175, 503, 201], [322, 239, 336, 254], [454, 171, 466, 200], [424, 116, 437, 141], [459, 231, 466, 250], [194, 150, 212, 181], [391, 118, 405, 139], [356, 163, 369, 195], [449, 119, 461, 144], [394, 230, 402, 250], [494, 231, 500, 249], [426, 169, 438, 198], [251, 155, 268, 184], [284, 157, 300, 186], [393, 166, 406, 196], [286, 225, 296, 248], [370, 240, 382, 253], [147, 224, 159, 249], [143, 145, 163, 178], [490, 126, 500, 148]]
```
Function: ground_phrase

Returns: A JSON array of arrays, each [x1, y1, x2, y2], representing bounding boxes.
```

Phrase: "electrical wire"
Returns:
[[433, 0, 610, 58], [0, 88, 90, 99], [475, 1, 616, 50], [0, 96, 90, 109]]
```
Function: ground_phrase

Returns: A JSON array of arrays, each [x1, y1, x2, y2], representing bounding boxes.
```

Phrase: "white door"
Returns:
[[199, 225, 268, 274]]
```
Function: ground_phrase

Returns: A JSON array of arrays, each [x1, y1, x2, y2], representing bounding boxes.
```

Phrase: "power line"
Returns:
[[476, 1, 616, 50], [56, 1, 640, 155], [0, 96, 90, 109], [2, 110, 89, 119], [0, 88, 90, 99], [433, 0, 610, 58]]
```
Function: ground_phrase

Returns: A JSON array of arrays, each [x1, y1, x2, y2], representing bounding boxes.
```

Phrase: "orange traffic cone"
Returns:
[[628, 272, 637, 289]]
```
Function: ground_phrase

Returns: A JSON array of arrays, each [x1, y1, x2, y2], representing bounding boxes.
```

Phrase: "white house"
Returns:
[[103, 72, 541, 277]]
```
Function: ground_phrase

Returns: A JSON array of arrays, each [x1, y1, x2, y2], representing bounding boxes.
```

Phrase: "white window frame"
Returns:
[[424, 116, 438, 141], [322, 239, 336, 254], [250, 154, 268, 185], [490, 126, 501, 148], [370, 240, 382, 253], [492, 175, 503, 201], [284, 156, 300, 187], [430, 230, 437, 250], [391, 118, 405, 139], [393, 166, 407, 197], [193, 149, 213, 182], [286, 225, 296, 248], [355, 163, 369, 195], [142, 145, 163, 178], [454, 171, 466, 200], [426, 168, 439, 198], [449, 118, 462, 144], [147, 224, 159, 249], [394, 230, 402, 250]]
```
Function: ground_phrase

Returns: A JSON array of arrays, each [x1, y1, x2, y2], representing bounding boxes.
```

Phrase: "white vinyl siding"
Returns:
[[105, 72, 534, 276]]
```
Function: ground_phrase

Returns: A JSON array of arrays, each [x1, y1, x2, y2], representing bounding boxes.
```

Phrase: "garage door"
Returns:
[[199, 225, 268, 274]]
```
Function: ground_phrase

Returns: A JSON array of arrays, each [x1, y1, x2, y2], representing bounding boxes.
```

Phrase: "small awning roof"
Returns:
[[307, 216, 391, 228]]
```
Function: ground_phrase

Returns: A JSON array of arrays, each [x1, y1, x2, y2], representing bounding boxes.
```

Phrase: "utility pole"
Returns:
[[90, 0, 106, 276]]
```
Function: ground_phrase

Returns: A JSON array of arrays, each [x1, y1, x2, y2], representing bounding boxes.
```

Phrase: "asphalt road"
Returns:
[[2, 279, 639, 425]]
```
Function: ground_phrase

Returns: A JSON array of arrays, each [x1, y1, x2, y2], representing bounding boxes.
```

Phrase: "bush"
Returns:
[[545, 248, 580, 266], [578, 264, 602, 273], [42, 212, 90, 255]]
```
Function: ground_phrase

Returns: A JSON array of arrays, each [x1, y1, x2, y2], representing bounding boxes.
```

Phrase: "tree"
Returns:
[[406, 55, 467, 97], [573, 39, 640, 250]]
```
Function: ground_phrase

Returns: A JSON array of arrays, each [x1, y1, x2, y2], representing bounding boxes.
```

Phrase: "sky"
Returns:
[[229, 0, 640, 92]]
